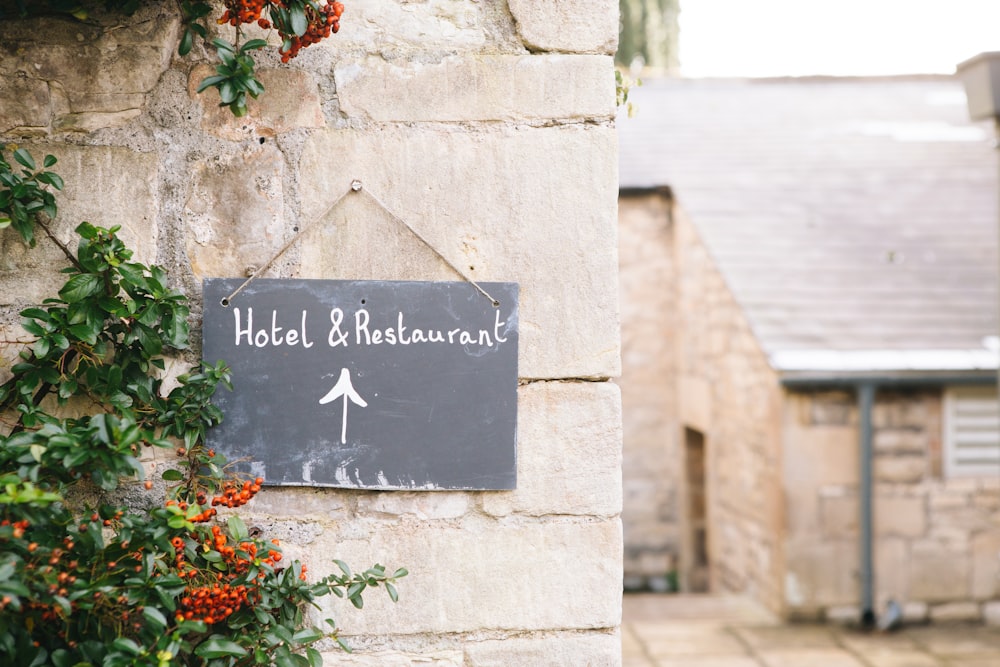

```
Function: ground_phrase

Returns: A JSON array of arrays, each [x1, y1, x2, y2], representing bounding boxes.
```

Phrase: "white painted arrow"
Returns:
[[319, 368, 368, 444]]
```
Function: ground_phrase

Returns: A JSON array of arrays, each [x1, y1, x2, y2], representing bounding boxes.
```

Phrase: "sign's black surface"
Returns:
[[202, 279, 518, 490]]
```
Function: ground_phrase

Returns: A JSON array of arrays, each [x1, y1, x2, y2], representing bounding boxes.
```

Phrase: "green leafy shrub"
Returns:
[[0, 147, 405, 666]]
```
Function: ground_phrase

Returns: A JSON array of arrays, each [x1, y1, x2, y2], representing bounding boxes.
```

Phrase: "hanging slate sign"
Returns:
[[202, 278, 518, 490]]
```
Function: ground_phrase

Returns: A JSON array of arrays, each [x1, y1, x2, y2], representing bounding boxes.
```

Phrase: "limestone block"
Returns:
[[819, 490, 857, 539], [824, 606, 860, 624], [297, 126, 620, 380], [465, 633, 620, 666], [320, 650, 463, 666], [910, 541, 970, 601], [874, 495, 926, 539], [971, 531, 1000, 600], [508, 0, 618, 54], [238, 487, 349, 521], [873, 429, 927, 455], [0, 77, 51, 135], [875, 538, 910, 604], [481, 381, 620, 517], [874, 455, 926, 484], [190, 66, 324, 140], [317, 0, 498, 53], [308, 518, 622, 635], [183, 145, 286, 281], [929, 601, 980, 622], [901, 600, 928, 622], [929, 490, 968, 511], [984, 601, 1000, 625], [784, 540, 859, 609], [0, 10, 178, 130], [807, 391, 854, 426], [0, 144, 158, 306], [356, 492, 470, 520], [335, 55, 615, 122]]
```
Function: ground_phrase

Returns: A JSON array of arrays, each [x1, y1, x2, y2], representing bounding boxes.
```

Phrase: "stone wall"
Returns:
[[0, 2, 622, 664], [619, 195, 786, 608], [618, 190, 679, 589], [672, 206, 785, 613], [784, 388, 1000, 623]]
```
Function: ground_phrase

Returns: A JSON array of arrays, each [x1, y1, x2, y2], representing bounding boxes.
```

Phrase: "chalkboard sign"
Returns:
[[202, 279, 518, 490]]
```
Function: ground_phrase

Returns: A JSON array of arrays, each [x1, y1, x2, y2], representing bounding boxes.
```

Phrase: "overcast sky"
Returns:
[[679, 0, 1000, 77]]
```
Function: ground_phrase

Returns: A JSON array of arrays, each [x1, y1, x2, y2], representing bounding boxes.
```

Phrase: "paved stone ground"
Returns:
[[623, 594, 1000, 667]]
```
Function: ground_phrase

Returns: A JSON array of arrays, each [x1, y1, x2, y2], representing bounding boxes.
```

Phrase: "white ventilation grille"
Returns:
[[944, 386, 1000, 478]]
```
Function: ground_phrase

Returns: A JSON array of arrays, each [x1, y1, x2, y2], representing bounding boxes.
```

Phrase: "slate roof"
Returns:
[[618, 76, 1000, 373]]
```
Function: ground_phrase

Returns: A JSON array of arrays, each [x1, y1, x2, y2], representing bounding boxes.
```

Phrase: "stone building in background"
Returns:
[[619, 76, 1000, 623], [0, 2, 623, 663]]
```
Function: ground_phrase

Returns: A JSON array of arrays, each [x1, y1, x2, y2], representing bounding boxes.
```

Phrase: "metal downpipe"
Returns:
[[858, 382, 876, 628]]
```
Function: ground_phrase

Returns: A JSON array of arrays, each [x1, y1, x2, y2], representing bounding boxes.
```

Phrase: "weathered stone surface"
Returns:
[[875, 538, 910, 605], [619, 193, 679, 580], [929, 601, 980, 622], [239, 487, 349, 520], [319, 0, 504, 53], [335, 55, 615, 122], [190, 66, 324, 140], [910, 541, 970, 601], [874, 455, 926, 484], [183, 145, 286, 280], [508, 0, 618, 54], [875, 495, 926, 539], [971, 530, 1000, 600], [319, 650, 463, 666], [481, 380, 621, 517], [0, 10, 178, 131], [984, 601, 1000, 625], [0, 76, 51, 134], [465, 633, 620, 666], [874, 429, 928, 455], [819, 490, 857, 539], [356, 492, 470, 520], [298, 125, 620, 380], [0, 144, 158, 305], [308, 518, 622, 635], [902, 600, 929, 622]]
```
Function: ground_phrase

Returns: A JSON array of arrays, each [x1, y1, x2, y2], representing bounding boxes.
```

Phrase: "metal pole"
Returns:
[[858, 382, 876, 628]]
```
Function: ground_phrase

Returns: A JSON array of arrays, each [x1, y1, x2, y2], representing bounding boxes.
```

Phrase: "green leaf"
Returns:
[[59, 273, 102, 303], [142, 606, 168, 632], [43, 154, 57, 168], [241, 38, 268, 52], [291, 627, 323, 644], [290, 3, 307, 36], [161, 468, 184, 481], [227, 514, 248, 542], [13, 148, 35, 170], [37, 172, 64, 190], [110, 638, 141, 656], [179, 28, 194, 56], [333, 560, 352, 578], [194, 636, 248, 659]]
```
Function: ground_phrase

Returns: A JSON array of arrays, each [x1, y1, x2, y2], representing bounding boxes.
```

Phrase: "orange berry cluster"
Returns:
[[211, 477, 263, 509], [218, 0, 267, 27], [1, 518, 30, 539], [278, 1, 344, 63], [165, 495, 217, 523], [176, 582, 250, 625]]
